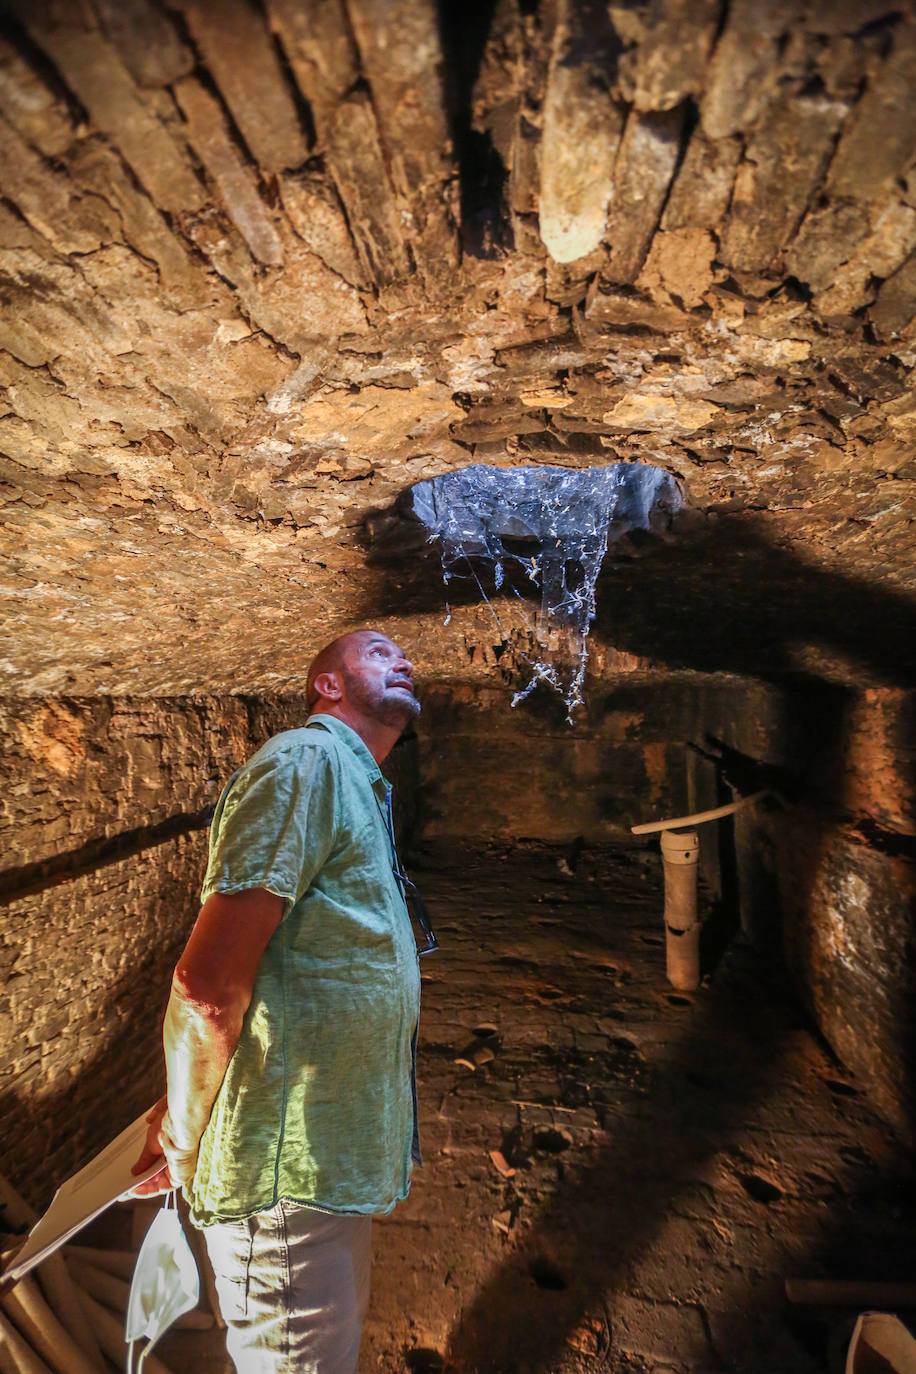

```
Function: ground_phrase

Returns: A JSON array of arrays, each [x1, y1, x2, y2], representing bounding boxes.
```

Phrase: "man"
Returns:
[[132, 629, 423, 1373]]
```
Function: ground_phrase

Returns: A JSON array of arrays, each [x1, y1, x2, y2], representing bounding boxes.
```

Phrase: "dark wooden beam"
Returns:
[[92, 0, 194, 88], [12, 4, 205, 214], [721, 88, 848, 273], [269, 0, 409, 286], [0, 34, 76, 157], [661, 132, 741, 233], [345, 0, 459, 282], [0, 110, 110, 254], [605, 108, 684, 284], [181, 0, 310, 174], [700, 0, 796, 139], [620, 0, 720, 112], [826, 19, 916, 204]]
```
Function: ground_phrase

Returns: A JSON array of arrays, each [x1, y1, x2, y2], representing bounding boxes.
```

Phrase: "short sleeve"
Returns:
[[201, 744, 338, 911]]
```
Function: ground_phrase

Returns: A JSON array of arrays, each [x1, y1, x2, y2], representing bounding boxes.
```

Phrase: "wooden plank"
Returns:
[[538, 0, 625, 264], [826, 19, 916, 204], [0, 34, 75, 157], [182, 0, 309, 174], [66, 142, 215, 308], [604, 107, 684, 284], [700, 0, 798, 140], [619, 0, 720, 112], [13, 12, 205, 214], [823, 199, 916, 315], [175, 76, 284, 267], [92, 0, 194, 87], [344, 0, 450, 196], [0, 110, 112, 254], [661, 131, 741, 232], [345, 0, 458, 280], [792, 195, 916, 315], [720, 88, 848, 273], [267, 0, 358, 121], [325, 92, 411, 285], [784, 201, 872, 294], [505, 2, 549, 253], [269, 0, 406, 286]]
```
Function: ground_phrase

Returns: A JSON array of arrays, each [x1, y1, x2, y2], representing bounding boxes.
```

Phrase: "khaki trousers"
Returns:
[[203, 1201, 372, 1373]]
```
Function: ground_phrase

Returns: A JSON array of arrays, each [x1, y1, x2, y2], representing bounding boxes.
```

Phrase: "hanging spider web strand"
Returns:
[[411, 462, 684, 719]]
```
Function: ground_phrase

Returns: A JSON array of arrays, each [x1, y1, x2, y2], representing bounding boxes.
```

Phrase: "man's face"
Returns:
[[339, 633, 420, 728]]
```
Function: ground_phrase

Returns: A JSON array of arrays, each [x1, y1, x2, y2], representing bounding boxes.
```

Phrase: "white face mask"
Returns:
[[126, 1193, 200, 1373]]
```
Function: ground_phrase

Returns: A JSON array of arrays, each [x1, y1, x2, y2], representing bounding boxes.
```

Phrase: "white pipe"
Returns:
[[631, 790, 768, 835], [662, 829, 700, 990]]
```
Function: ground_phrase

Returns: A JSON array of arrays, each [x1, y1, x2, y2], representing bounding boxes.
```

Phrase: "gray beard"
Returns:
[[342, 669, 421, 728]]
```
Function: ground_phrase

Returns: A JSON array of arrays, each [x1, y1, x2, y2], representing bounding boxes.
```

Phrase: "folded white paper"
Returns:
[[2, 1107, 164, 1285]]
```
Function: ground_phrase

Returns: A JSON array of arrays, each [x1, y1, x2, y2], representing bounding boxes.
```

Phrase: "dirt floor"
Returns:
[[129, 842, 916, 1372]]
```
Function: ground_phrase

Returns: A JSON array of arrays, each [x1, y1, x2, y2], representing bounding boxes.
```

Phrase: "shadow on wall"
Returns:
[[589, 515, 916, 687], [361, 506, 916, 688], [593, 521, 915, 1151]]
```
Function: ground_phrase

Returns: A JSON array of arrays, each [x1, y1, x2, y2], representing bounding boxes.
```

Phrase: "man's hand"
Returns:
[[127, 1097, 198, 1197], [128, 1096, 171, 1197]]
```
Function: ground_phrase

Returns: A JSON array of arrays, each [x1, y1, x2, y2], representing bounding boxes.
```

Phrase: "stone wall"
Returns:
[[1, 832, 207, 1208], [414, 674, 782, 848], [768, 687, 916, 1139]]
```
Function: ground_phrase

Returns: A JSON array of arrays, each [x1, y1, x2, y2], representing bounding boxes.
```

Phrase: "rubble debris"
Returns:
[[488, 1150, 516, 1179]]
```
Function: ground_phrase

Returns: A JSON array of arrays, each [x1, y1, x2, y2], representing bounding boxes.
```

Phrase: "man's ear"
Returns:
[[313, 670, 343, 703]]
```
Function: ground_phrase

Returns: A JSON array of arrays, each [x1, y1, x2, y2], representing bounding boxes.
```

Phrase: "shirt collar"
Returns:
[[306, 713, 386, 788]]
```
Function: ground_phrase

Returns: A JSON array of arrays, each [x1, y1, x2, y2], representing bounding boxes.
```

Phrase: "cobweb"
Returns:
[[410, 462, 683, 720]]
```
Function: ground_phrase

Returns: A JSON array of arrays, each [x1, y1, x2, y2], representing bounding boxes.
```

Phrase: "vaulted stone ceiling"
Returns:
[[2, 0, 914, 698]]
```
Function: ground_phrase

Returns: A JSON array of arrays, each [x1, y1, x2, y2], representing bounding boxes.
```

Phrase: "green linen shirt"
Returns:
[[185, 714, 421, 1228]]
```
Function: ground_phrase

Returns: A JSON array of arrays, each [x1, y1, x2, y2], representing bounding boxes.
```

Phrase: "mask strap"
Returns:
[[126, 1192, 179, 1374]]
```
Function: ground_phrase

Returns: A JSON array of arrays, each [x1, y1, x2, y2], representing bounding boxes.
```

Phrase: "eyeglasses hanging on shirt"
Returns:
[[398, 872, 439, 955], [381, 785, 439, 956]]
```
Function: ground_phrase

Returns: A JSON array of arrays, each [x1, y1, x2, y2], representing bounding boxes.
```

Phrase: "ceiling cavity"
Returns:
[[407, 462, 684, 716]]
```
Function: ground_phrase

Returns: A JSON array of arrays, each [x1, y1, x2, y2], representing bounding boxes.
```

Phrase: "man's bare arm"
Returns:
[[131, 888, 284, 1194]]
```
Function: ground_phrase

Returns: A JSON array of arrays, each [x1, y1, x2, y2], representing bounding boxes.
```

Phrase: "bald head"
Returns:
[[305, 630, 367, 710]]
